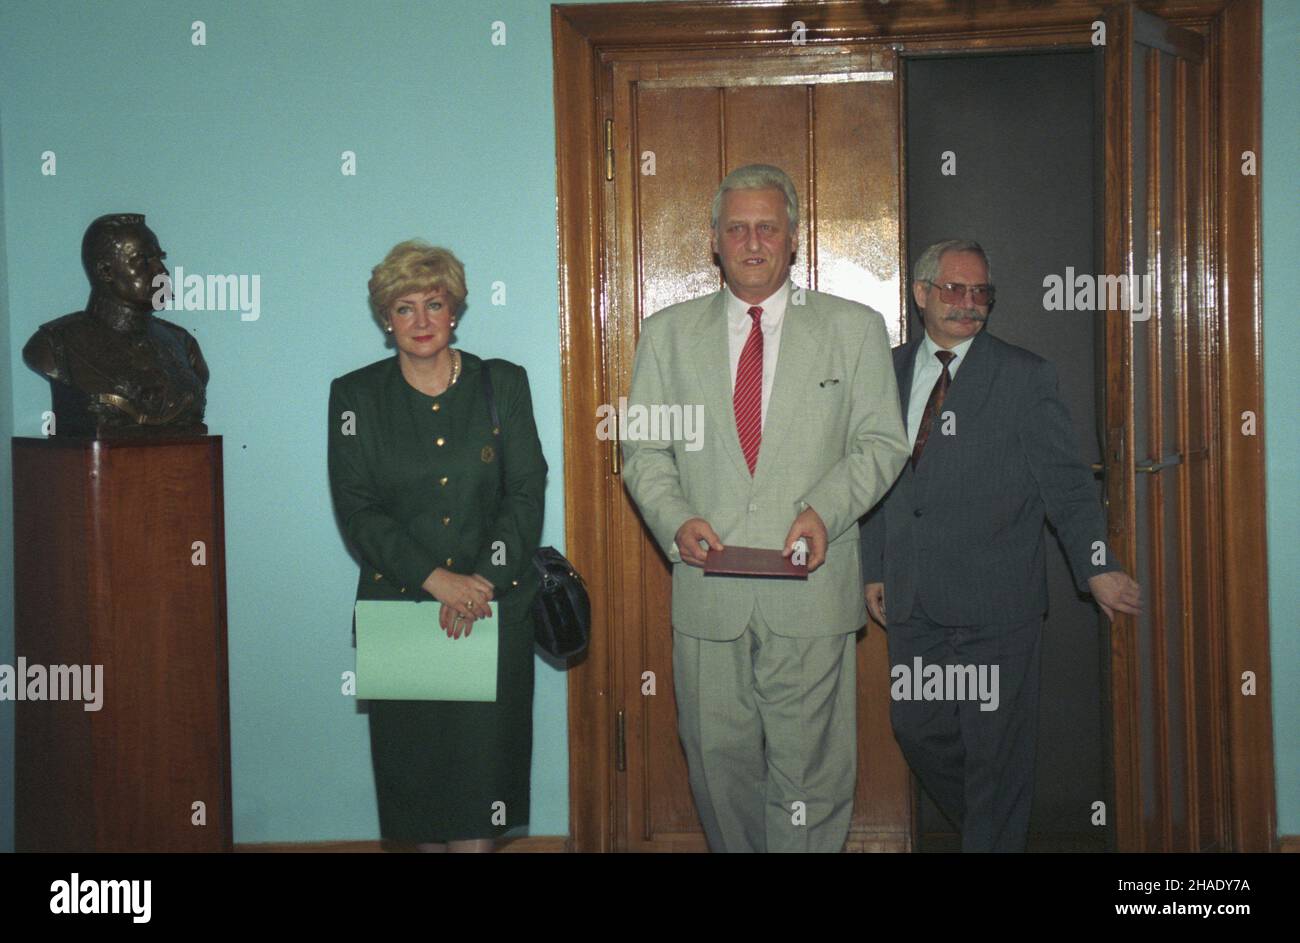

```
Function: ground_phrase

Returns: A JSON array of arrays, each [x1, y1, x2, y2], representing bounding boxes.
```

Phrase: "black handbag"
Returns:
[[481, 364, 590, 659]]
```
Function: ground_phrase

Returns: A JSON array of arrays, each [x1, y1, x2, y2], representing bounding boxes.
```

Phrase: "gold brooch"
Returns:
[[481, 445, 495, 463]]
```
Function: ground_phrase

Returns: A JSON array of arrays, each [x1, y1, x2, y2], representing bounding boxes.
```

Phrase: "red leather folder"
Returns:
[[703, 546, 809, 580]]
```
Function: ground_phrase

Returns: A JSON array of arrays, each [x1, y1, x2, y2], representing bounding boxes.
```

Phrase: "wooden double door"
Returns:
[[555, 0, 1272, 853]]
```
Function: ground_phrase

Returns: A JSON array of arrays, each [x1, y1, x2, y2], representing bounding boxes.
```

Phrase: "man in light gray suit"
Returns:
[[860, 239, 1142, 852], [622, 164, 910, 852]]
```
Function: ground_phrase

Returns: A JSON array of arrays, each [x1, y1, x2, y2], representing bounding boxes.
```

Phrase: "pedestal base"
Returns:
[[12, 435, 233, 852]]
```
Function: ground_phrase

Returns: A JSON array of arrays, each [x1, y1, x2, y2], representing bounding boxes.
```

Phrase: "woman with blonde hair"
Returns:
[[328, 240, 547, 852]]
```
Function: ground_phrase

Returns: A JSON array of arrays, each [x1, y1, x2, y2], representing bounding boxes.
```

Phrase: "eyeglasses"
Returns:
[[926, 281, 995, 305]]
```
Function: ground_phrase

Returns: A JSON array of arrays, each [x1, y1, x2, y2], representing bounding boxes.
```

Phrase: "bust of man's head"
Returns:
[[21, 213, 208, 437], [81, 213, 169, 317]]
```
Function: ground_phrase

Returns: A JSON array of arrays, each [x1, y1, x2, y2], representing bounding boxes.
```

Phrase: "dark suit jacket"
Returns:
[[327, 351, 547, 624], [859, 329, 1116, 626]]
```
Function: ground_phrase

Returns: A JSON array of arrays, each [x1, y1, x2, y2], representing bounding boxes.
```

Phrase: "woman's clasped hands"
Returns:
[[423, 568, 495, 639]]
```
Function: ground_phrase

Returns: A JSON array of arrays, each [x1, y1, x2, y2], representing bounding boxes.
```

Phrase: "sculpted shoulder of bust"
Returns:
[[22, 213, 209, 437]]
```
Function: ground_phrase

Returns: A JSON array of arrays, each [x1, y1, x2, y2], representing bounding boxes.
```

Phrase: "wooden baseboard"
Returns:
[[235, 834, 903, 852], [232, 833, 1300, 852], [918, 831, 1108, 853], [844, 833, 911, 853], [235, 836, 570, 853], [498, 836, 570, 853]]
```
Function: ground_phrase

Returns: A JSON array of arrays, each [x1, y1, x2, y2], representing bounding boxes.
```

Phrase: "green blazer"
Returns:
[[327, 351, 547, 624], [621, 286, 910, 641]]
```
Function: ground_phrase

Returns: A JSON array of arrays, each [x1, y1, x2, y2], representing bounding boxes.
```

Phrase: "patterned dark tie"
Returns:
[[734, 305, 764, 475], [911, 349, 957, 469]]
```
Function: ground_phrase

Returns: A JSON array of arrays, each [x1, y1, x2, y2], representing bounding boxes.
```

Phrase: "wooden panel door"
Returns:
[[1102, 3, 1228, 852], [603, 48, 909, 852]]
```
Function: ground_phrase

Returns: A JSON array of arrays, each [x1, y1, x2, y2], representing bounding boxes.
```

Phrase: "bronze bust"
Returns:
[[23, 214, 208, 437]]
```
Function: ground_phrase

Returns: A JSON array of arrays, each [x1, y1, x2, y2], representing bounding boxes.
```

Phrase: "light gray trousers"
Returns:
[[672, 606, 858, 853]]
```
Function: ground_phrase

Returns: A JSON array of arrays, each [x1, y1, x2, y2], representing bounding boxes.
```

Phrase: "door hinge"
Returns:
[[615, 709, 626, 771], [605, 118, 614, 182]]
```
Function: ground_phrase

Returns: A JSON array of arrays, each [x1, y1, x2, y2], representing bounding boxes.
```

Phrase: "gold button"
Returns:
[[436, 437, 445, 447], [431, 402, 441, 412], [445, 557, 454, 566], [439, 476, 449, 486], [399, 587, 406, 594], [511, 579, 519, 587], [442, 516, 451, 526], [373, 572, 383, 581]]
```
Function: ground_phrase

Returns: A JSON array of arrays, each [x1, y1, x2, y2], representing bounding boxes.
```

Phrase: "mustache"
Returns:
[[944, 310, 988, 322]]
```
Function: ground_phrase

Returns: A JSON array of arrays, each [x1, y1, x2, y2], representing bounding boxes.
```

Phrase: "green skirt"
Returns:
[[367, 613, 535, 842]]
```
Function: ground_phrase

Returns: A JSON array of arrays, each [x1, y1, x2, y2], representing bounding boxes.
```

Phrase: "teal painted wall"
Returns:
[[1262, 0, 1299, 836], [0, 0, 1294, 850], [0, 89, 14, 853], [0, 0, 573, 847]]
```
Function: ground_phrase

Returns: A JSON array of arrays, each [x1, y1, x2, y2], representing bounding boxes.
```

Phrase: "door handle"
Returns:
[[1135, 452, 1183, 474], [1094, 454, 1183, 474]]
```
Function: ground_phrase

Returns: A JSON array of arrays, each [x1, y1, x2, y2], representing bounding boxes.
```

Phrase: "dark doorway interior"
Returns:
[[904, 51, 1108, 852]]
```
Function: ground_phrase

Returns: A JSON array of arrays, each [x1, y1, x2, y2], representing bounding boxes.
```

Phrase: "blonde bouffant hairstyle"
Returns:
[[367, 240, 467, 329]]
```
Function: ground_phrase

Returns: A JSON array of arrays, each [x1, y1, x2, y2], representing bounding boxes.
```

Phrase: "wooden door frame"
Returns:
[[553, 0, 1271, 853]]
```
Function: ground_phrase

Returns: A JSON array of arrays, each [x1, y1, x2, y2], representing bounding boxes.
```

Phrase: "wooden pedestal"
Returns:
[[12, 435, 233, 852]]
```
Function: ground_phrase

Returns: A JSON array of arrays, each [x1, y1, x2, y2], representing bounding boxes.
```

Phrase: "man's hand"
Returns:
[[674, 517, 724, 567], [782, 505, 828, 572], [1088, 570, 1142, 622], [865, 582, 886, 627]]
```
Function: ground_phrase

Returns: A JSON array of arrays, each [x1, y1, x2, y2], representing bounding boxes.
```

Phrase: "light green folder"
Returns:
[[355, 601, 498, 701]]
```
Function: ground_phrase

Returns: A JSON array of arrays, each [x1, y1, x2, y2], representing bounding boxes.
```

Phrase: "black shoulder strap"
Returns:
[[480, 360, 507, 486]]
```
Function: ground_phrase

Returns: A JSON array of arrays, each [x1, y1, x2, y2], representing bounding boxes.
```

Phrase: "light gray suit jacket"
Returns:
[[622, 286, 909, 641]]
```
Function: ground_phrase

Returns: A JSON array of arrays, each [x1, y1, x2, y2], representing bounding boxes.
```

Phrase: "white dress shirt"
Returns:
[[726, 281, 789, 431], [906, 331, 975, 449]]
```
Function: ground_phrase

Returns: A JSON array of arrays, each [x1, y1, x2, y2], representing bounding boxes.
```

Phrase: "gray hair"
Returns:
[[710, 164, 799, 231], [912, 239, 991, 286]]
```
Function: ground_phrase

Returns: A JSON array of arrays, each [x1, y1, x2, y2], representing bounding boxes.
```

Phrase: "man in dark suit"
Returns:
[[859, 239, 1142, 852]]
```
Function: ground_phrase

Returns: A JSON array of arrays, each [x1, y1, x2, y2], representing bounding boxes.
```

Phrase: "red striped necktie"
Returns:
[[734, 305, 764, 475]]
